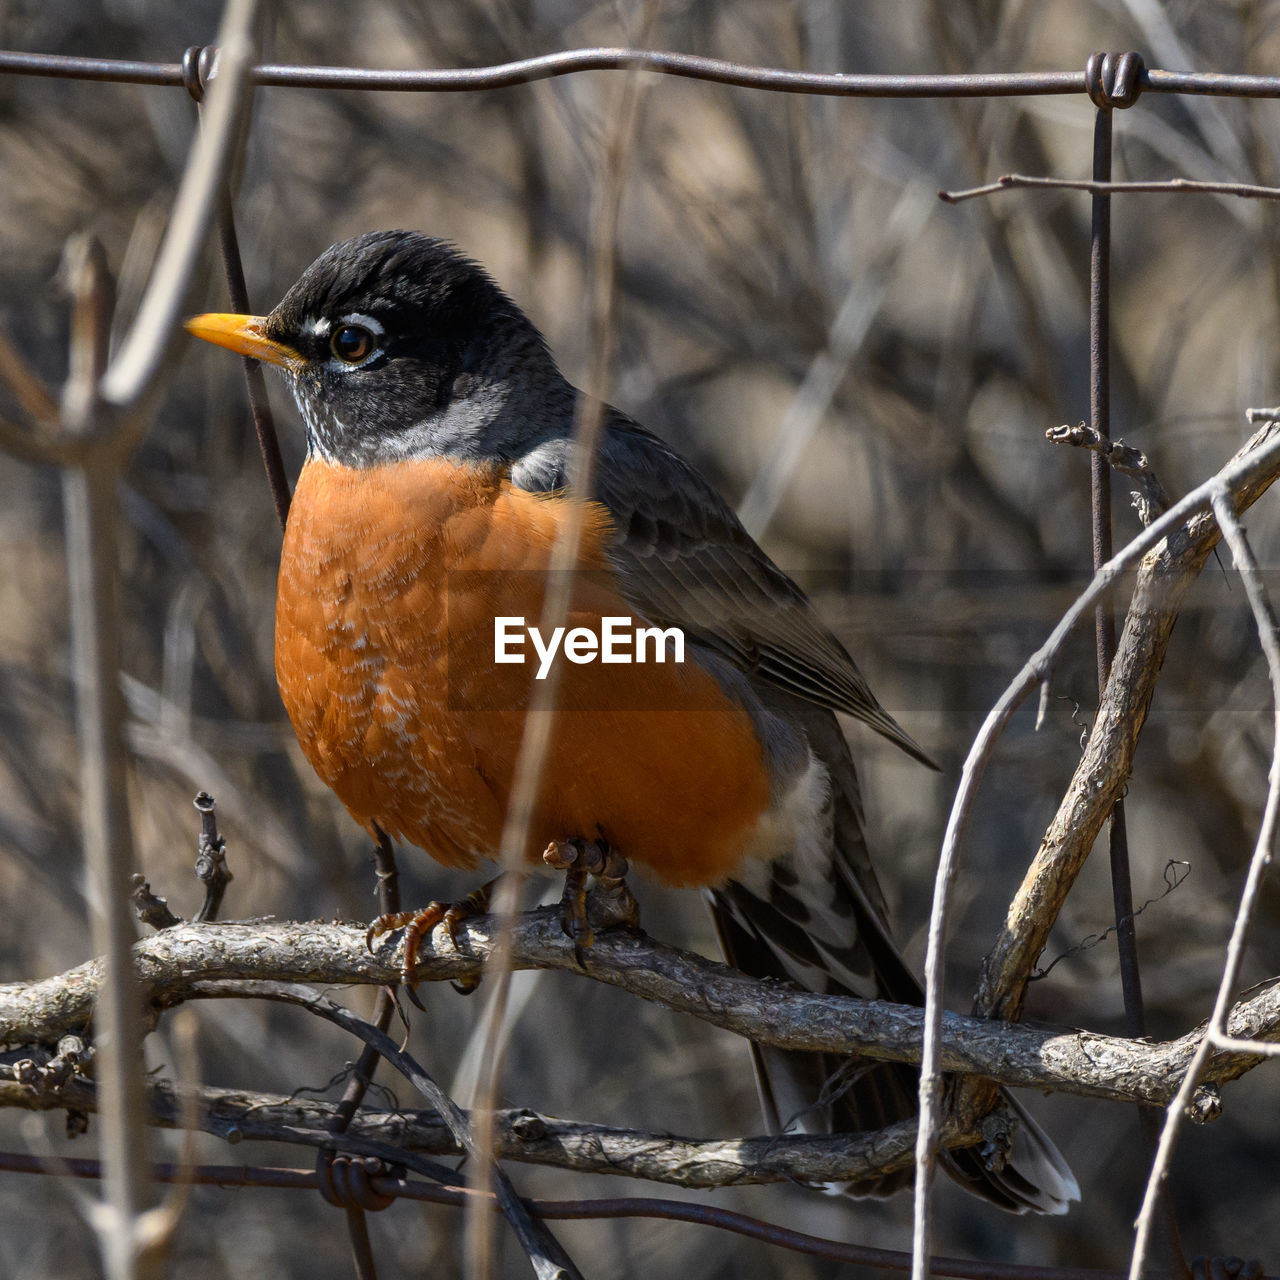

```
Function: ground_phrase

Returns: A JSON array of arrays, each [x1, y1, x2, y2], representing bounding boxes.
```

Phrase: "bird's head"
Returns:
[[185, 230, 565, 467]]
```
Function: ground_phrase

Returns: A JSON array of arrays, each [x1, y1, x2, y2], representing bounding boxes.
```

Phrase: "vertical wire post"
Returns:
[[183, 44, 291, 532], [314, 830, 404, 1280], [1088, 100, 1147, 1037], [215, 192, 291, 530], [1087, 51, 1188, 1279]]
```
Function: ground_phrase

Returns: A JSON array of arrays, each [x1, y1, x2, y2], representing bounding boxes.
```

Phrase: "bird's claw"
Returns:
[[543, 838, 639, 965], [365, 880, 496, 991]]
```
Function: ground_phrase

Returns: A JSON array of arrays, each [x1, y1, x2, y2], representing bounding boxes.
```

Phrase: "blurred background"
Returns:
[[2, 1, 1280, 1275]]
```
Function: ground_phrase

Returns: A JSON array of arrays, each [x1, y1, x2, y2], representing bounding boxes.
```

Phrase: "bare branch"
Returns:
[[1046, 422, 1172, 523], [1, 915, 1276, 1108], [0, 412, 80, 466], [0, 327, 59, 423], [59, 234, 157, 1280], [0, 287, 86, 466], [0, 1068, 927, 1191], [972, 419, 1280, 1027], [912, 418, 1280, 1274], [214, 982, 581, 1280], [939, 174, 1280, 204], [0, 327, 75, 464], [97, 0, 259, 418], [1128, 491, 1280, 1280]]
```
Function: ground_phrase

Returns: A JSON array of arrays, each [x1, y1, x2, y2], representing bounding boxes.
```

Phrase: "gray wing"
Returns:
[[707, 697, 1077, 1212], [510, 410, 936, 768], [512, 411, 1077, 1213]]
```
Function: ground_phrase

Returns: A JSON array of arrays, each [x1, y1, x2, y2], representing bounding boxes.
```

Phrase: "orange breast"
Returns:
[[275, 455, 772, 886]]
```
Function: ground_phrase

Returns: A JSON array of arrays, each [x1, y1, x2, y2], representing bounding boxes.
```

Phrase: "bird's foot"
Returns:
[[366, 877, 499, 993], [542, 838, 639, 965]]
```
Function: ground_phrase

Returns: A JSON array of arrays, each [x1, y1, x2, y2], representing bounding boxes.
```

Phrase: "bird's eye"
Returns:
[[330, 325, 376, 364]]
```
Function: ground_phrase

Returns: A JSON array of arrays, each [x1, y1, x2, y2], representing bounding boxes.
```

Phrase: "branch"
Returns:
[[899, 415, 1280, 1251], [0, 1070, 923, 1189], [973, 418, 1280, 1026], [939, 174, 1280, 204], [1129, 491, 1280, 1278], [912, 420, 1280, 1235], [97, 3, 259, 418], [0, 411, 79, 466], [220, 981, 582, 1280], [1045, 422, 1171, 523], [2, 915, 1276, 1107]]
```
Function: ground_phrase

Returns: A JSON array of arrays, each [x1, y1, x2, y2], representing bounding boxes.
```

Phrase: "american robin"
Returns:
[[185, 229, 1077, 1213]]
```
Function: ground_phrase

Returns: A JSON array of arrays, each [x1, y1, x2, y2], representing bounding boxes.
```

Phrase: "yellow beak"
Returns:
[[184, 312, 306, 370]]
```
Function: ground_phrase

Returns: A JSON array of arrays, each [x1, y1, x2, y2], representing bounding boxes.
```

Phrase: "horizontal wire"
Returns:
[[0, 50, 185, 85], [1146, 67, 1280, 97], [1, 46, 1280, 99], [248, 52, 1082, 96], [0, 1150, 1195, 1280]]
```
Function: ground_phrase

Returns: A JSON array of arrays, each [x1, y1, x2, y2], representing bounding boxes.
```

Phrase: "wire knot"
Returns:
[[1085, 51, 1146, 109], [181, 45, 218, 103], [316, 1151, 399, 1213]]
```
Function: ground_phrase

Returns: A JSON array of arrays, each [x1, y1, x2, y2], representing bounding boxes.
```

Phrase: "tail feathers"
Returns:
[[942, 1095, 1079, 1215], [708, 872, 1079, 1214], [747, 1037, 919, 1199], [710, 880, 921, 1200]]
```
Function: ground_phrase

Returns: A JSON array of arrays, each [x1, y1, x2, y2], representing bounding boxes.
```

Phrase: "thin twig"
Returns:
[[220, 982, 579, 1280], [129, 877, 181, 932], [736, 187, 934, 538], [322, 827, 400, 1280], [464, 12, 659, 1279], [0, 1066, 919, 1189], [1204, 1033, 1280, 1057], [97, 1, 259, 417], [1128, 490, 1280, 1280], [1046, 422, 1171, 523], [939, 174, 1280, 204], [190, 792, 232, 925], [0, 327, 59, 423], [45, 5, 262, 1276], [60, 234, 159, 1280], [912, 420, 1280, 1275], [0, 326, 74, 466], [211, 187, 291, 529], [0, 412, 80, 466], [972, 419, 1280, 1027]]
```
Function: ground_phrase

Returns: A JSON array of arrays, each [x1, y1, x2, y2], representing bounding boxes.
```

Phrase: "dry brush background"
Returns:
[[1, 1, 1280, 1276]]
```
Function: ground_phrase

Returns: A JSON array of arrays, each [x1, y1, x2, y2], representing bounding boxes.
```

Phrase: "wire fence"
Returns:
[[11, 43, 1280, 97], [1, 11, 1279, 1280]]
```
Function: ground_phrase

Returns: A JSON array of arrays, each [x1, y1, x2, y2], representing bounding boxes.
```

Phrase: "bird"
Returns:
[[185, 229, 1078, 1213]]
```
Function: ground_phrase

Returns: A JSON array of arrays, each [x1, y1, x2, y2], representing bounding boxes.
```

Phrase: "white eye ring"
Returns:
[[325, 312, 385, 369]]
